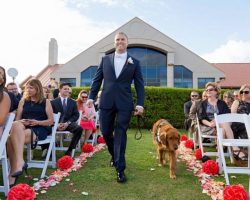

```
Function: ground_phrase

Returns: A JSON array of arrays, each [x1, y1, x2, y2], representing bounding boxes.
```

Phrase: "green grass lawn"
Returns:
[[0, 129, 248, 200]]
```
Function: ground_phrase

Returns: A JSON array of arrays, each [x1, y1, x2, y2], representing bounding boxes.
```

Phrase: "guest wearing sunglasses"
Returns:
[[76, 90, 96, 144], [184, 91, 199, 131], [198, 82, 230, 135], [188, 91, 207, 146], [198, 82, 245, 160], [231, 84, 250, 140]]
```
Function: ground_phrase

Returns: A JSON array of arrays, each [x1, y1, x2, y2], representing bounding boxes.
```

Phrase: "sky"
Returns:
[[1, 0, 250, 83]]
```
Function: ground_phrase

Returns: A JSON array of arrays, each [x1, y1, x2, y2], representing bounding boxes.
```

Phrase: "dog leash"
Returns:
[[135, 115, 143, 140]]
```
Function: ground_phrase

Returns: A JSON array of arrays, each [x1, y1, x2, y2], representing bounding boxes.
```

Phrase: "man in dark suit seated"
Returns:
[[183, 91, 199, 130], [51, 83, 83, 156], [87, 32, 144, 183]]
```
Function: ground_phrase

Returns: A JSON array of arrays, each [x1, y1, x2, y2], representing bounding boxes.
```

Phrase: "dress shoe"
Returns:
[[117, 171, 126, 183], [65, 149, 72, 157], [110, 158, 114, 167], [12, 162, 28, 178]]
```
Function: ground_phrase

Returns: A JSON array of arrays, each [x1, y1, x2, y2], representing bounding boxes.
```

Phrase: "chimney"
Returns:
[[48, 38, 58, 65]]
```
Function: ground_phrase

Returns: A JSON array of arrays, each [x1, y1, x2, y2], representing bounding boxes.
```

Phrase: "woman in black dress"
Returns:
[[7, 79, 54, 186]]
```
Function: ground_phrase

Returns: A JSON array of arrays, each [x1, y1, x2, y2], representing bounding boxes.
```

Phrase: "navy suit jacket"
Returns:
[[89, 53, 144, 111], [51, 97, 79, 123]]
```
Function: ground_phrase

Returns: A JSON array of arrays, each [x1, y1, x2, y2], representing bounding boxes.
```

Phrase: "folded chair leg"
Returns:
[[2, 151, 10, 196], [52, 142, 56, 168], [71, 149, 75, 157], [41, 142, 53, 179]]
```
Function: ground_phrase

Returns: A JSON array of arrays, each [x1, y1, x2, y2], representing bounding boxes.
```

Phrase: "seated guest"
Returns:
[[7, 82, 22, 102], [76, 90, 96, 144], [233, 90, 240, 101], [43, 86, 53, 100], [189, 91, 207, 145], [231, 84, 250, 139], [0, 66, 11, 137], [51, 83, 83, 156], [198, 82, 245, 159], [7, 79, 54, 186], [52, 81, 60, 99], [223, 91, 234, 109], [183, 91, 199, 131]]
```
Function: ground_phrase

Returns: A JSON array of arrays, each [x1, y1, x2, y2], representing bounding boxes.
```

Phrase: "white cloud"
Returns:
[[201, 40, 250, 63], [0, 0, 115, 83]]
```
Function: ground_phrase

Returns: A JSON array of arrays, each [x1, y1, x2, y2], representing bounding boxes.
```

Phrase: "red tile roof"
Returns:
[[212, 63, 250, 89], [20, 64, 63, 88]]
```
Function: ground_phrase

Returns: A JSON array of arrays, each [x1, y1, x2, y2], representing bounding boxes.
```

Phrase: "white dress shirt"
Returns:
[[114, 52, 127, 78]]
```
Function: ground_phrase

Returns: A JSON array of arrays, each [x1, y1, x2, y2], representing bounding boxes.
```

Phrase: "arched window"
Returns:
[[174, 65, 193, 88], [80, 66, 98, 86], [127, 47, 167, 86]]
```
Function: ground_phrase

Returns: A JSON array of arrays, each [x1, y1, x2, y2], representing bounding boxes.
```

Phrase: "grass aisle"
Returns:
[[36, 129, 209, 200]]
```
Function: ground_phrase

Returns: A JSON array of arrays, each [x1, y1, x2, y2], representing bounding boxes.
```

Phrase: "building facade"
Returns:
[[22, 17, 225, 89]]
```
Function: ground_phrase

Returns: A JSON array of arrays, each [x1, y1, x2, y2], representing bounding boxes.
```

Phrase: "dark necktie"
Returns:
[[60, 98, 67, 123], [63, 98, 67, 112]]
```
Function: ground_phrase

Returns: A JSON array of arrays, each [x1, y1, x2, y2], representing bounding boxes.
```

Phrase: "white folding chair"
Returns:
[[214, 113, 250, 195], [56, 112, 82, 156], [86, 111, 100, 146], [196, 114, 218, 157], [0, 113, 15, 196], [26, 113, 60, 178]]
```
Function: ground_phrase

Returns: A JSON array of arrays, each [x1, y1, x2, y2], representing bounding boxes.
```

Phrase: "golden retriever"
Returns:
[[152, 119, 180, 179]]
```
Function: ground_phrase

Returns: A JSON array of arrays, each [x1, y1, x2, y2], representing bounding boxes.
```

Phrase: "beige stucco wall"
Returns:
[[52, 17, 224, 88]]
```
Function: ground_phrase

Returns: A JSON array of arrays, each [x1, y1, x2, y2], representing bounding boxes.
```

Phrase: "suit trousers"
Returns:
[[66, 122, 83, 150], [99, 107, 132, 172]]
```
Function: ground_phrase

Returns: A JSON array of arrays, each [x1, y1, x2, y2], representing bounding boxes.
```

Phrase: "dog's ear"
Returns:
[[160, 132, 169, 147], [162, 126, 172, 133]]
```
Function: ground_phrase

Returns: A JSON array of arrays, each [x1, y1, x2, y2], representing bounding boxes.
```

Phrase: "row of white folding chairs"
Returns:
[[1, 113, 61, 196], [0, 113, 15, 196], [214, 113, 250, 196]]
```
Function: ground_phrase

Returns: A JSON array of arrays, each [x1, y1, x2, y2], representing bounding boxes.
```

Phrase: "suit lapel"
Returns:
[[109, 53, 116, 77]]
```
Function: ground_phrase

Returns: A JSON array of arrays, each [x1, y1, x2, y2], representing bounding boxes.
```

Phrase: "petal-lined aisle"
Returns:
[[32, 144, 106, 195], [178, 141, 224, 200]]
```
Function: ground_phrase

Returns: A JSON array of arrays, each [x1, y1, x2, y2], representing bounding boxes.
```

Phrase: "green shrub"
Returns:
[[70, 87, 208, 129]]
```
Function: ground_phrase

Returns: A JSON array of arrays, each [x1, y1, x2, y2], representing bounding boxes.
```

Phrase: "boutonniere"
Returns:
[[127, 57, 134, 65]]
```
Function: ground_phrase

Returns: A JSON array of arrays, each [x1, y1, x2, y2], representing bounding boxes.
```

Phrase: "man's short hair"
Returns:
[[59, 82, 71, 89], [115, 31, 128, 40], [6, 82, 17, 88]]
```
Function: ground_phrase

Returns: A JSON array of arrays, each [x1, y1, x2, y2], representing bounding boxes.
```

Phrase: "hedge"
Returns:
[[69, 87, 209, 129]]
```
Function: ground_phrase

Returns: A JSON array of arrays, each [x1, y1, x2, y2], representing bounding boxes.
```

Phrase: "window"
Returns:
[[107, 47, 167, 86], [80, 66, 98, 86], [198, 78, 215, 88], [174, 65, 193, 88], [59, 78, 76, 87]]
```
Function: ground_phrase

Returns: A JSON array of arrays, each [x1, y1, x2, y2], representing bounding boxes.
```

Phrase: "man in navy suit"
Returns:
[[51, 83, 83, 156], [87, 32, 144, 183]]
